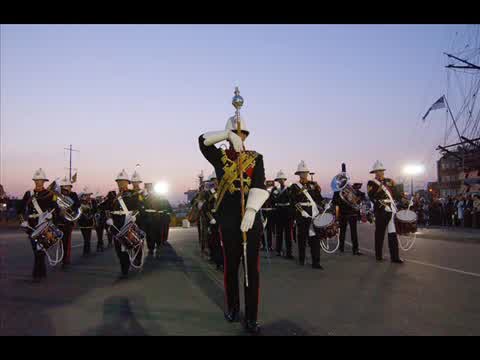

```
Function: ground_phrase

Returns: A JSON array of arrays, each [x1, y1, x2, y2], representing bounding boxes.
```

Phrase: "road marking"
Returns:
[[346, 241, 480, 279]]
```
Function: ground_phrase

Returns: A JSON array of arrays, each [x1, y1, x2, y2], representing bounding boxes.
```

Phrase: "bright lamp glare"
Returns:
[[403, 164, 425, 176], [154, 182, 169, 195]]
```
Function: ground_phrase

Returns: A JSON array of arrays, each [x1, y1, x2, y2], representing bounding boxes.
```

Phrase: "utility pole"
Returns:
[[64, 144, 79, 182]]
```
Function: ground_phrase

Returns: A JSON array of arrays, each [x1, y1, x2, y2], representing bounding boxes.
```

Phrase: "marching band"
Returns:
[[15, 88, 420, 336]]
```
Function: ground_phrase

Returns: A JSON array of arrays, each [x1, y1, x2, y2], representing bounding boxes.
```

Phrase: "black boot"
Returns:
[[312, 263, 324, 270], [244, 320, 261, 334], [388, 233, 403, 263], [224, 310, 240, 323]]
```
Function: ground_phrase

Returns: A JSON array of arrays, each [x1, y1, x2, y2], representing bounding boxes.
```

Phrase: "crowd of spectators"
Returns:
[[411, 193, 480, 229]]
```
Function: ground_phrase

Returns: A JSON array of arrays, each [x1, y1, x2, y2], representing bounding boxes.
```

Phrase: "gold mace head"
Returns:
[[232, 86, 244, 110]]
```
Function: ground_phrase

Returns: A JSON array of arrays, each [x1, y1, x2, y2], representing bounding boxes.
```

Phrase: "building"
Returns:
[[184, 189, 198, 203], [436, 142, 480, 198]]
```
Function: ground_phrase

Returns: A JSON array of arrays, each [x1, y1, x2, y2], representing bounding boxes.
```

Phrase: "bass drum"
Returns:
[[395, 210, 417, 236]]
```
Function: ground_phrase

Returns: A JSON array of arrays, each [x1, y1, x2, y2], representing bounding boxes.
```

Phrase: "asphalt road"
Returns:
[[1, 224, 479, 336]]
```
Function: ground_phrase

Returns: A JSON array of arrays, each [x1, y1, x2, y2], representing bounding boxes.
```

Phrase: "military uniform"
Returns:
[[260, 190, 275, 252], [78, 195, 96, 256], [199, 132, 267, 329], [100, 192, 116, 248], [332, 188, 365, 254], [18, 189, 59, 280], [143, 190, 163, 256], [94, 197, 108, 251], [105, 189, 145, 277], [202, 185, 223, 268], [159, 197, 172, 244], [192, 189, 209, 256], [272, 184, 294, 258], [56, 190, 80, 267], [367, 177, 403, 262], [289, 181, 324, 267], [133, 188, 147, 233]]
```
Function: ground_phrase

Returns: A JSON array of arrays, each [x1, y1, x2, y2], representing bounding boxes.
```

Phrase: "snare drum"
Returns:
[[394, 210, 417, 235], [312, 213, 339, 239], [30, 221, 63, 250], [115, 221, 145, 249]]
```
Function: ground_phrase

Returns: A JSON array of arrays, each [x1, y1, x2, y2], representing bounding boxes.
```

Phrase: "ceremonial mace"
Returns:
[[232, 86, 249, 288]]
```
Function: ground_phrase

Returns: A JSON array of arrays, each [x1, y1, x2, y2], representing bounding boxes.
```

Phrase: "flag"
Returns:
[[422, 96, 446, 122], [71, 173, 78, 183]]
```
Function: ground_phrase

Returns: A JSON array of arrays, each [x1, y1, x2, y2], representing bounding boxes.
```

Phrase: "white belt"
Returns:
[[276, 203, 290, 206], [145, 209, 158, 213], [111, 211, 131, 215], [298, 202, 312, 207], [262, 208, 274, 211], [28, 214, 40, 218]]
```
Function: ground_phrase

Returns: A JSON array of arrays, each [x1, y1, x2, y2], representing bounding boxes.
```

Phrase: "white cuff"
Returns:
[[203, 130, 230, 146], [246, 188, 270, 213]]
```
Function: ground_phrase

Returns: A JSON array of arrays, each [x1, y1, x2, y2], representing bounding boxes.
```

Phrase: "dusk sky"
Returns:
[[0, 25, 472, 204]]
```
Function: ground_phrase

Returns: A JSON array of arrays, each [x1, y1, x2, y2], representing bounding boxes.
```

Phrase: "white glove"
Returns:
[[240, 208, 256, 232], [20, 221, 29, 228], [209, 218, 217, 225], [128, 215, 137, 223], [301, 210, 310, 218], [227, 131, 244, 153], [44, 212, 53, 220], [106, 218, 114, 226]]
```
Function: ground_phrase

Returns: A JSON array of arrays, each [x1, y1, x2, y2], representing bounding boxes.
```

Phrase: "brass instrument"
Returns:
[[331, 172, 362, 210], [48, 181, 82, 222]]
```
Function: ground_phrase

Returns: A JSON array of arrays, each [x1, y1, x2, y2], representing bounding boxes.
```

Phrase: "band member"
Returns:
[[93, 194, 107, 251], [272, 170, 294, 259], [333, 181, 364, 256], [199, 115, 269, 334], [57, 176, 80, 269], [105, 169, 145, 279], [159, 196, 173, 244], [78, 187, 96, 256], [131, 170, 147, 234], [18, 169, 59, 282], [289, 161, 324, 269], [190, 182, 209, 256], [102, 192, 116, 248], [143, 182, 163, 257], [367, 161, 404, 264], [260, 181, 275, 252], [205, 172, 223, 270]]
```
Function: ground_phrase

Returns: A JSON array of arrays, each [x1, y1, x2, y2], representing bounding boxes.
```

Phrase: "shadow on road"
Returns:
[[81, 297, 159, 336]]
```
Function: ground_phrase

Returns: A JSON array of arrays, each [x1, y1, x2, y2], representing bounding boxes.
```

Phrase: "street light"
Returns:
[[403, 164, 425, 196], [154, 181, 169, 195]]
